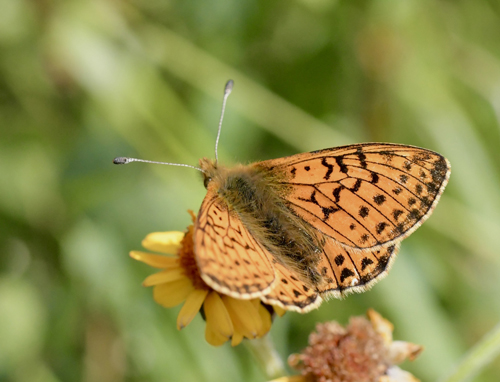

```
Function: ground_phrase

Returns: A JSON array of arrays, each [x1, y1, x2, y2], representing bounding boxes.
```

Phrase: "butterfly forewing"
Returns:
[[195, 190, 276, 299], [257, 143, 450, 250]]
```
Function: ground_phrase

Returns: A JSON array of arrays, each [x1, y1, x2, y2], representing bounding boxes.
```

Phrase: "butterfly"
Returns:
[[115, 80, 451, 313]]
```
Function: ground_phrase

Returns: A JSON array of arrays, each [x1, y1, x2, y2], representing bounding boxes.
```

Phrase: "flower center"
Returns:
[[178, 225, 210, 291]]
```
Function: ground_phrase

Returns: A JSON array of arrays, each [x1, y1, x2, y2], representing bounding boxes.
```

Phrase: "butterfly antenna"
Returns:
[[214, 79, 234, 166], [113, 157, 205, 173]]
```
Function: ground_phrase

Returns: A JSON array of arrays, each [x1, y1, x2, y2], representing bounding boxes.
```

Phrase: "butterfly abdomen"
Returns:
[[209, 163, 322, 286]]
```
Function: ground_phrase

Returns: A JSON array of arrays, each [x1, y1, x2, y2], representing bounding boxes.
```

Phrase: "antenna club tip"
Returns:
[[225, 80, 234, 94], [113, 157, 129, 165]]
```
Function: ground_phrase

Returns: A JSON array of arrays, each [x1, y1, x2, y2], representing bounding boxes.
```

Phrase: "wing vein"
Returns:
[[287, 201, 358, 246]]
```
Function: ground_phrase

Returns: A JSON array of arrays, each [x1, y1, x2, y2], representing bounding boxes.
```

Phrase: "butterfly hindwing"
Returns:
[[194, 190, 276, 299], [259, 238, 400, 310], [316, 238, 401, 297], [257, 143, 450, 250], [260, 260, 322, 313]]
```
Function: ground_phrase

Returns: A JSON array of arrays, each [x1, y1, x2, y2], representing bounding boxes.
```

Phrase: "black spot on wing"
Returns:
[[359, 206, 369, 218], [322, 157, 334, 180], [340, 268, 355, 283], [376, 222, 388, 234], [332, 186, 342, 203], [373, 194, 386, 205], [421, 196, 431, 208], [334, 255, 345, 266], [322, 206, 339, 221], [375, 255, 390, 273], [298, 189, 338, 221], [408, 208, 421, 221], [426, 182, 437, 193], [356, 148, 367, 169], [396, 223, 405, 234], [361, 257, 374, 271], [393, 209, 404, 221], [335, 155, 348, 173], [360, 234, 370, 244], [351, 179, 362, 192]]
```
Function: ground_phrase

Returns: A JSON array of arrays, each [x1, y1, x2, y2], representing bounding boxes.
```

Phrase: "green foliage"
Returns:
[[1, 0, 500, 381]]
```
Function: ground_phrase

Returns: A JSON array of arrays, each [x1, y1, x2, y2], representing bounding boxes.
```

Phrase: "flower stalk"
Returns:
[[245, 335, 287, 380]]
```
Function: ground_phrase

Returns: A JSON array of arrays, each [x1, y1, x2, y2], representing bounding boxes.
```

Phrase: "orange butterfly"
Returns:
[[115, 80, 450, 313]]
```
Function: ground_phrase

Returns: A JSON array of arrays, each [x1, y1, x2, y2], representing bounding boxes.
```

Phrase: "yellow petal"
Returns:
[[177, 289, 209, 330], [205, 324, 229, 347], [257, 303, 272, 337], [222, 296, 262, 339], [268, 377, 306, 382], [251, 299, 261, 309], [153, 277, 194, 307], [143, 267, 185, 286], [273, 305, 287, 317], [231, 331, 244, 346], [204, 291, 233, 339], [130, 251, 179, 268], [142, 231, 185, 254]]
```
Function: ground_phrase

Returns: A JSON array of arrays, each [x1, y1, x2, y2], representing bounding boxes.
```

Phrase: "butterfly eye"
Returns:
[[203, 177, 212, 188]]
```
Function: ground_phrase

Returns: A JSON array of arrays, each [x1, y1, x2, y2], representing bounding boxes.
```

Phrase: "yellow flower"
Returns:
[[130, 215, 285, 347], [271, 309, 423, 382]]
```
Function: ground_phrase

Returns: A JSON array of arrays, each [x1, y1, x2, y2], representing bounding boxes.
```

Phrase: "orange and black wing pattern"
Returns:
[[316, 238, 401, 297], [194, 190, 276, 299], [260, 238, 400, 312], [260, 259, 322, 313], [257, 143, 450, 250]]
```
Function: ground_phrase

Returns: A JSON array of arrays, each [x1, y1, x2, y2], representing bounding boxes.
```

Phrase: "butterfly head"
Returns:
[[199, 157, 218, 189]]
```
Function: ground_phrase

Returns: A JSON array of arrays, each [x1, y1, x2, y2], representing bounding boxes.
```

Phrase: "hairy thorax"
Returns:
[[199, 158, 323, 286]]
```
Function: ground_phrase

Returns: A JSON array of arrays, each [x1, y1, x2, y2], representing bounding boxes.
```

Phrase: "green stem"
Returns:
[[245, 335, 287, 380], [439, 321, 500, 382]]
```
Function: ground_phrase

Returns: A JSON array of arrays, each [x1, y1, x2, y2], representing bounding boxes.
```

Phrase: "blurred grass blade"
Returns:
[[139, 24, 352, 150], [439, 321, 500, 382]]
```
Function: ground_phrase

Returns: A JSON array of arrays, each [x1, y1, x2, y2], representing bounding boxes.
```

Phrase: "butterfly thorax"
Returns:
[[199, 157, 323, 286]]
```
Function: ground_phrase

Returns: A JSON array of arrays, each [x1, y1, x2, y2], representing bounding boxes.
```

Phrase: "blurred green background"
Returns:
[[1, 0, 500, 381]]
